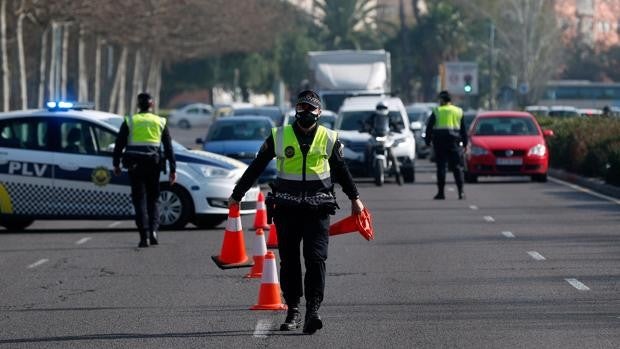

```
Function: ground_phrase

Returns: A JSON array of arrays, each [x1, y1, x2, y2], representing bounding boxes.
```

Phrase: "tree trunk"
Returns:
[[94, 37, 102, 110], [108, 46, 127, 113], [146, 54, 162, 112], [48, 21, 59, 101], [129, 49, 143, 114], [37, 28, 49, 108], [78, 25, 88, 102], [1, 0, 10, 111], [116, 46, 128, 116], [60, 23, 70, 100], [16, 10, 27, 109]]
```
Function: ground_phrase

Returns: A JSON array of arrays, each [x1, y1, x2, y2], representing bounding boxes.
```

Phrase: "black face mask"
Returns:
[[295, 110, 318, 128]]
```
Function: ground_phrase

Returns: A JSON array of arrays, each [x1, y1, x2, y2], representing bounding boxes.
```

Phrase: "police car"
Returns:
[[0, 102, 259, 231]]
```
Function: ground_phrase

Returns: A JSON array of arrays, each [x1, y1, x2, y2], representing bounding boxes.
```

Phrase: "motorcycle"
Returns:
[[364, 113, 403, 186]]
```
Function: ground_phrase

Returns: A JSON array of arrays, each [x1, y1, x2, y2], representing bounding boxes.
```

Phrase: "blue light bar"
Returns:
[[46, 101, 57, 108], [58, 101, 74, 109]]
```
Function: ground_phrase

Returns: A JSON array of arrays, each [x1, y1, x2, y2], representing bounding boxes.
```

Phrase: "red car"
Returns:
[[464, 111, 554, 183]]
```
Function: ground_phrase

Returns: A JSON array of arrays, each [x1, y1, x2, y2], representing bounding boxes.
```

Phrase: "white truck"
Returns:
[[307, 50, 391, 112]]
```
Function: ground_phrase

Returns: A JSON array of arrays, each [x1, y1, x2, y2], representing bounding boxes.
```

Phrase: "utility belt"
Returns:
[[122, 150, 161, 171], [265, 190, 339, 223]]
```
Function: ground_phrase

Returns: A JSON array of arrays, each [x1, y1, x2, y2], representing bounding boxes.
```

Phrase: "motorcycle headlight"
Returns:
[[191, 164, 234, 178], [469, 145, 489, 156], [528, 144, 546, 156]]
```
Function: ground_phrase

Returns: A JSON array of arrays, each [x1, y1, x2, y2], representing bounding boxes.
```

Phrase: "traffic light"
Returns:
[[463, 74, 473, 94]]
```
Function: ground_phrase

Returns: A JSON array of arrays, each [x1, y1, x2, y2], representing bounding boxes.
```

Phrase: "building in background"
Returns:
[[556, 0, 620, 49]]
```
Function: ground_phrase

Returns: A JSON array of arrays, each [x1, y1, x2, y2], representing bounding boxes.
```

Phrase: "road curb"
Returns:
[[549, 168, 620, 200]]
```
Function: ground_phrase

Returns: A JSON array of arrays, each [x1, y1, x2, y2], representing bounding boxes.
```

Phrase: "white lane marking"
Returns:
[[502, 231, 515, 238], [565, 278, 590, 291], [483, 216, 495, 222], [75, 237, 92, 245], [447, 187, 455, 192], [27, 259, 49, 269], [550, 177, 620, 205], [108, 221, 122, 228], [253, 319, 271, 338], [527, 251, 546, 261], [469, 205, 479, 210]]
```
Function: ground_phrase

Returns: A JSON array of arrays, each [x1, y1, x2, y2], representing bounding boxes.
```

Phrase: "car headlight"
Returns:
[[470, 145, 489, 156], [528, 144, 546, 156], [191, 164, 234, 178]]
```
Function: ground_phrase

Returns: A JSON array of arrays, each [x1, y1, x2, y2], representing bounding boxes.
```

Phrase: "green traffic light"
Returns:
[[464, 85, 472, 93]]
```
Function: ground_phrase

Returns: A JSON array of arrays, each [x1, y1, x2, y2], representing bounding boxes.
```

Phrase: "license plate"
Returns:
[[496, 157, 523, 165]]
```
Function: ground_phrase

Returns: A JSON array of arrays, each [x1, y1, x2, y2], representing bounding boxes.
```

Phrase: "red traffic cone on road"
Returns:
[[245, 228, 267, 278], [250, 251, 287, 311], [253, 192, 269, 230], [266, 223, 279, 249], [329, 208, 374, 241], [211, 204, 253, 269]]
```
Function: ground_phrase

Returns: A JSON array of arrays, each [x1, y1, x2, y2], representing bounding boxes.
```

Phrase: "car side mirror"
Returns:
[[410, 121, 422, 131], [195, 137, 204, 144], [543, 129, 554, 137]]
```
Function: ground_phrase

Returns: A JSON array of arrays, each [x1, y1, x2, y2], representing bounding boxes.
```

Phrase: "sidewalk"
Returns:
[[548, 168, 620, 200]]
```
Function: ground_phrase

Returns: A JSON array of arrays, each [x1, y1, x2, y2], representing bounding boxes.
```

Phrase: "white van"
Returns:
[[335, 96, 416, 182], [0, 105, 259, 231]]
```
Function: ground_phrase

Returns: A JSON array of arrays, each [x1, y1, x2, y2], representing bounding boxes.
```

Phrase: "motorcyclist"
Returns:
[[363, 101, 402, 185]]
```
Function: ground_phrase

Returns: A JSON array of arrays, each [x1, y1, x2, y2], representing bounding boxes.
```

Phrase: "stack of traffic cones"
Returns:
[[211, 204, 253, 269], [244, 228, 267, 278], [253, 192, 270, 230], [250, 251, 287, 310], [266, 223, 279, 249]]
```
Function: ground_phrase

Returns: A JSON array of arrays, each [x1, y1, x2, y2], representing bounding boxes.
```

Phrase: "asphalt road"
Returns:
[[0, 127, 619, 348]]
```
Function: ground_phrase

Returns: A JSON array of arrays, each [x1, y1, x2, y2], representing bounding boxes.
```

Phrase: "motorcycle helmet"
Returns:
[[376, 101, 389, 116]]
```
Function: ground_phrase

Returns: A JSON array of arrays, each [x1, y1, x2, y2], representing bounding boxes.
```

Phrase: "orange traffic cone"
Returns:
[[245, 228, 267, 278], [266, 223, 279, 249], [211, 204, 253, 269], [250, 251, 287, 311], [329, 208, 374, 241], [253, 192, 269, 230]]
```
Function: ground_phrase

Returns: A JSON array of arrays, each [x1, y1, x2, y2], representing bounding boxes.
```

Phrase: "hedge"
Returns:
[[537, 116, 620, 186]]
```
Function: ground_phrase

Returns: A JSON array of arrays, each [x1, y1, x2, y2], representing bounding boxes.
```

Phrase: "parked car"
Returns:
[[578, 108, 603, 117], [464, 111, 553, 183], [0, 103, 259, 231], [167, 103, 214, 129], [231, 106, 285, 126], [548, 106, 581, 118], [196, 116, 277, 184], [525, 105, 549, 118], [335, 96, 416, 182], [406, 104, 435, 159]]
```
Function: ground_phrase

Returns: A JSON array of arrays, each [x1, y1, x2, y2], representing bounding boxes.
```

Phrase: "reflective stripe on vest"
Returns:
[[272, 125, 337, 182], [433, 105, 463, 130], [125, 113, 166, 146]]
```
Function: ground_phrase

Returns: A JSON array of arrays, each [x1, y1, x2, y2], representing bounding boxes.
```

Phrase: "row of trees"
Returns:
[[0, 0, 294, 112]]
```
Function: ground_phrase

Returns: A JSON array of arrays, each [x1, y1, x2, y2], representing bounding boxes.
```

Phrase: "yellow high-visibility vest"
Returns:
[[125, 113, 166, 146], [272, 125, 337, 182], [433, 104, 463, 130]]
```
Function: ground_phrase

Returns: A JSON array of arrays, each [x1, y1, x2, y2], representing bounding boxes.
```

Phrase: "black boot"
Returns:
[[138, 230, 149, 248], [434, 192, 445, 200], [280, 307, 302, 331], [458, 190, 465, 200], [303, 302, 323, 335], [149, 231, 159, 245]]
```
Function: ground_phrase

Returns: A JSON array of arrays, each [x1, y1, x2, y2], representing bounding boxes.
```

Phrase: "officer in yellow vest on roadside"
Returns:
[[113, 93, 176, 248], [425, 90, 467, 200], [229, 90, 365, 335]]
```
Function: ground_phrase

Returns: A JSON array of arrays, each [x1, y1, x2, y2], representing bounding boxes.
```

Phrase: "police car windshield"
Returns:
[[101, 116, 187, 151]]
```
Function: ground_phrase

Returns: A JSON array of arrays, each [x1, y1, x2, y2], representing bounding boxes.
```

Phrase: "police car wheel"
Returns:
[[1, 218, 34, 231], [158, 184, 193, 230]]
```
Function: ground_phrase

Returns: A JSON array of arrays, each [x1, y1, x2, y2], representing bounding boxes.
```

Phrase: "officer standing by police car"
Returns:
[[228, 90, 365, 335], [425, 90, 467, 200], [113, 93, 176, 248]]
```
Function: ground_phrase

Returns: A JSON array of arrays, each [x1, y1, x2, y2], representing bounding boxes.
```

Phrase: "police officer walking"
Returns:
[[425, 90, 467, 200], [113, 93, 176, 248], [228, 90, 365, 334]]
